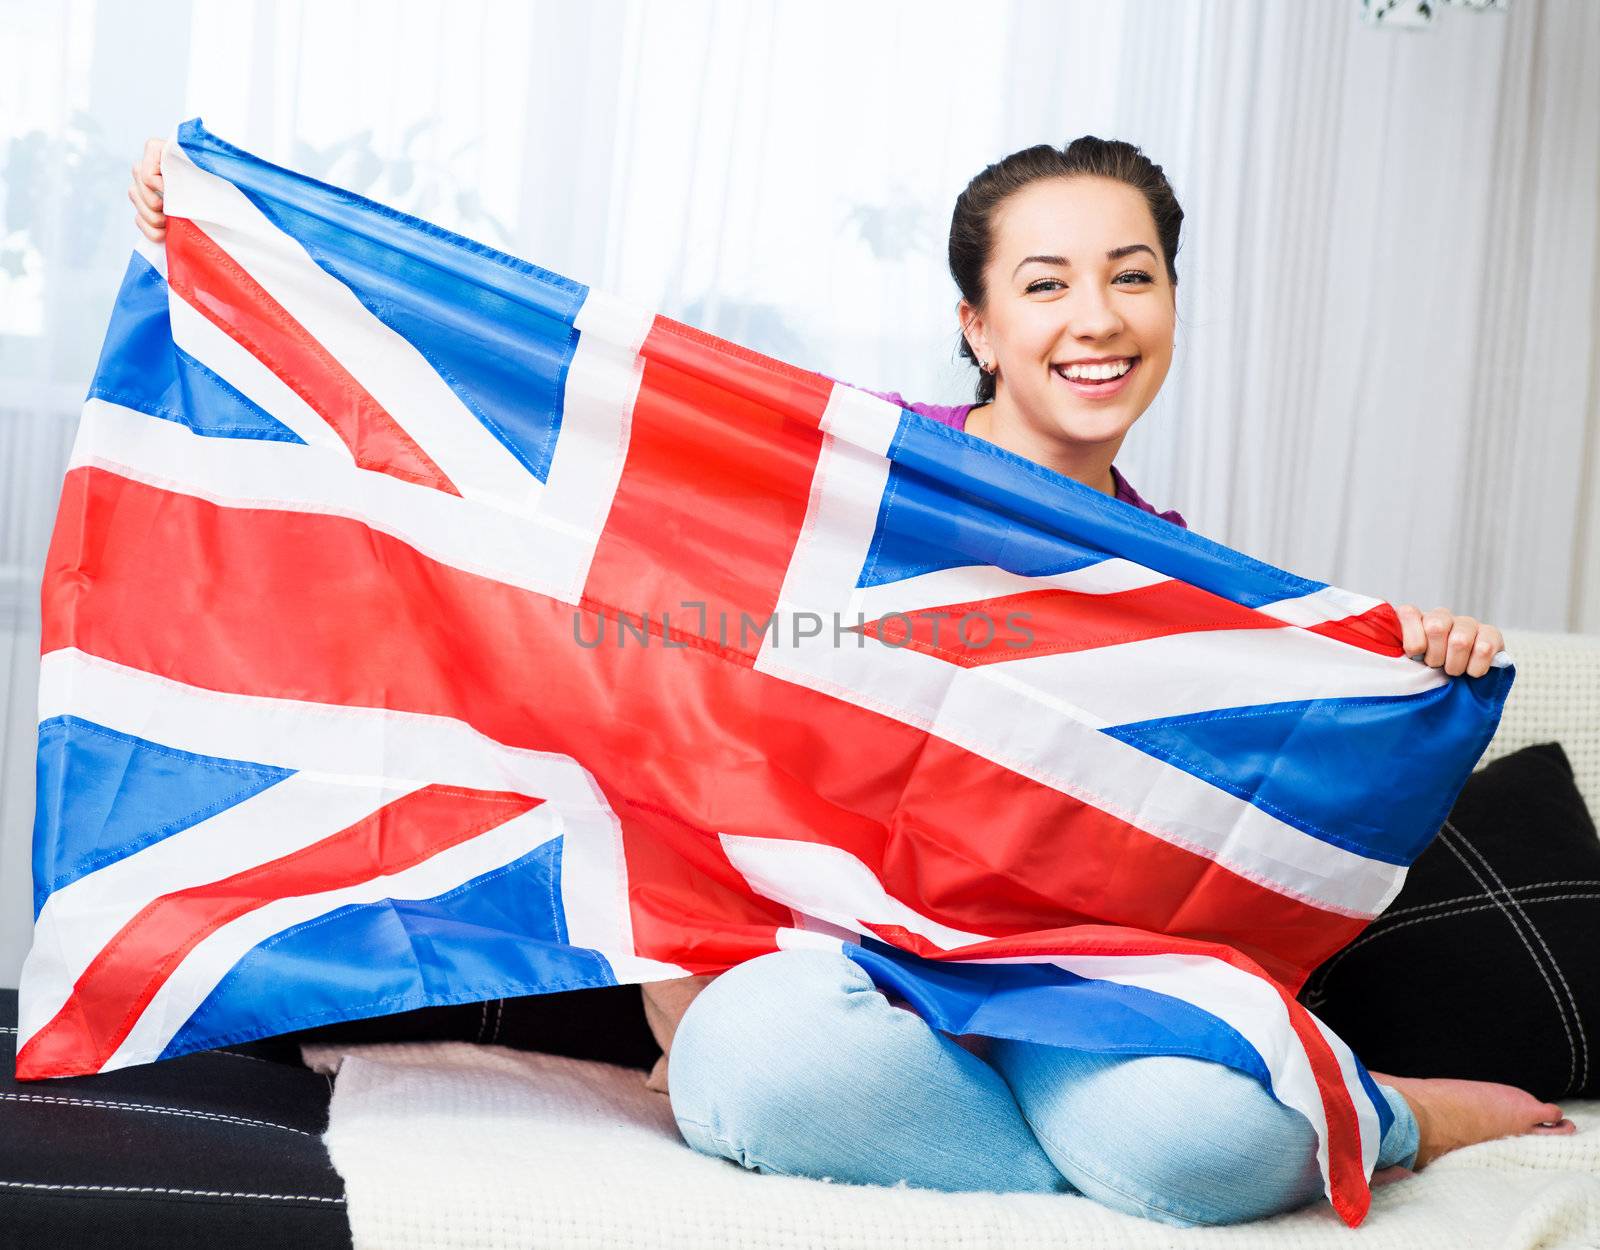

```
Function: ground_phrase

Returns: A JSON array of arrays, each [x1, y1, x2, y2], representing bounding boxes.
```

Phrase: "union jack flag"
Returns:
[[17, 119, 1512, 1227]]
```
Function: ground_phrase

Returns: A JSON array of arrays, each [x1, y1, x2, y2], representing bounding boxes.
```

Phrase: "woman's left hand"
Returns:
[[1394, 604, 1504, 678]]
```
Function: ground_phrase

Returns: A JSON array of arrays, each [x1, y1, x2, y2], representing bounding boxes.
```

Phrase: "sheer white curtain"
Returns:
[[1, 0, 1597, 983]]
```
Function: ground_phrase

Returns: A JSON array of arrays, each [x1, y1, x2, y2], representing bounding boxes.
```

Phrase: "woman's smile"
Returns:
[[1052, 354, 1141, 399]]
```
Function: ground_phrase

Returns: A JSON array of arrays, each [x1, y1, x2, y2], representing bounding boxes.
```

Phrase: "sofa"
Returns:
[[3, 628, 1598, 1248]]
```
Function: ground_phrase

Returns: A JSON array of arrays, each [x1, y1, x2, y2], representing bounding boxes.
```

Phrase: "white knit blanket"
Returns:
[[302, 1040, 1600, 1250]]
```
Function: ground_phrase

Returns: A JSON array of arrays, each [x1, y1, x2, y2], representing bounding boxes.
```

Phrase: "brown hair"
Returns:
[[948, 137, 1184, 403]]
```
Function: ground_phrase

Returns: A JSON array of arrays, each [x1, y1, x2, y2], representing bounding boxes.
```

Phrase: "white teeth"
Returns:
[[1057, 358, 1133, 382]]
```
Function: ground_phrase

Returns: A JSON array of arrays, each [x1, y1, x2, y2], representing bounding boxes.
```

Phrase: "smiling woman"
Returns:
[[118, 129, 1565, 1231], [948, 139, 1181, 492]]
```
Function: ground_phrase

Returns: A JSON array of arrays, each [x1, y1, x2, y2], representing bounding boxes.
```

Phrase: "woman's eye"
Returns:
[[1025, 272, 1152, 294]]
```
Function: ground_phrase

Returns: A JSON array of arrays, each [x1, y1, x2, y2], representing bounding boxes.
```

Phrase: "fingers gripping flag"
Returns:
[[19, 120, 1512, 1227]]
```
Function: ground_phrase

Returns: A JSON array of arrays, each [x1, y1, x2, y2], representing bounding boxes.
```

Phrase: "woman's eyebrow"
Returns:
[[1012, 243, 1157, 278]]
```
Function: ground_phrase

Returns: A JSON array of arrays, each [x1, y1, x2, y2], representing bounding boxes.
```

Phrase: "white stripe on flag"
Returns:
[[1254, 585, 1387, 628], [71, 400, 569, 597], [998, 625, 1445, 727], [720, 833, 989, 948], [536, 289, 652, 603], [1307, 1011, 1385, 1178], [165, 287, 349, 453], [133, 235, 167, 279], [819, 383, 901, 457], [854, 557, 1169, 623], [161, 137, 539, 514], [543, 769, 685, 986], [774, 909, 863, 954], [38, 648, 607, 805]]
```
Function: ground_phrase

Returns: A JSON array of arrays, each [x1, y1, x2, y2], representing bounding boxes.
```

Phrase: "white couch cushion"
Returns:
[[1484, 631, 1600, 811], [303, 1040, 1600, 1250]]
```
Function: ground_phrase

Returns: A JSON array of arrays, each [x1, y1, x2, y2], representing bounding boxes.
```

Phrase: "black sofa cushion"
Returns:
[[1301, 742, 1600, 1100], [0, 988, 349, 1248]]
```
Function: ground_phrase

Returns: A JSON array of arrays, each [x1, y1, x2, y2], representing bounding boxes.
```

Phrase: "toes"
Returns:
[[1371, 1165, 1415, 1188], [1533, 1118, 1577, 1135]]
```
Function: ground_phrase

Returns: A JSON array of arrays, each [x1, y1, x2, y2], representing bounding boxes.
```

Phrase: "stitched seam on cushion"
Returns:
[[1443, 821, 1589, 1094], [209, 1049, 275, 1065], [1444, 822, 1590, 1093], [1300, 892, 1600, 1007], [1378, 880, 1600, 921], [0, 1179, 344, 1204], [0, 1092, 311, 1137], [1437, 828, 1578, 1096]]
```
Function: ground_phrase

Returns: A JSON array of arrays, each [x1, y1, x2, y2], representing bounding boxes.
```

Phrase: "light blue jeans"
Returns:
[[666, 948, 1419, 1227]]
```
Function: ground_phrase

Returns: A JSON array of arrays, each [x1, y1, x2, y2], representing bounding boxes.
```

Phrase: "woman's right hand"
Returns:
[[128, 137, 167, 242]]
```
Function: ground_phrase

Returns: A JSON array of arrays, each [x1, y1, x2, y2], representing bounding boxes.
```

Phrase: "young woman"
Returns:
[[130, 135, 1575, 1227]]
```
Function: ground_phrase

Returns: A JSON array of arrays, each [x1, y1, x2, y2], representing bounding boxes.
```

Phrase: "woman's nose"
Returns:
[[1064, 286, 1124, 341]]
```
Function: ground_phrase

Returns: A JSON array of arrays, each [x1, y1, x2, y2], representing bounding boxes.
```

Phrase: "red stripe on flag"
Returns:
[[16, 785, 540, 1079], [882, 731, 1369, 984], [42, 468, 1372, 990], [1282, 992, 1372, 1226], [863, 922, 1372, 1227], [578, 317, 833, 664], [164, 217, 460, 496], [860, 579, 1282, 666], [1305, 602, 1406, 657]]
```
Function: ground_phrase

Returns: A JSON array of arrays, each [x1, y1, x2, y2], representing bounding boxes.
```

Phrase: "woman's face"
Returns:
[[961, 175, 1175, 447]]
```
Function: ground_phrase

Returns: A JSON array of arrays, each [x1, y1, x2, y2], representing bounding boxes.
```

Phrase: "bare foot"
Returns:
[[1372, 1072, 1578, 1168]]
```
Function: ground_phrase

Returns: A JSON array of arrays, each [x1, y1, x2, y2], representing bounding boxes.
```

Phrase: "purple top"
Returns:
[[853, 387, 1188, 529]]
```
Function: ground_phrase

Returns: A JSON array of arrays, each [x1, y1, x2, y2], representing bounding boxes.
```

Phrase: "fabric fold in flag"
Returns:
[[18, 117, 1513, 1229]]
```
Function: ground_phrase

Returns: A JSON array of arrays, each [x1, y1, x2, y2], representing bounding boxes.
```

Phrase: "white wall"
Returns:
[[2, 0, 1598, 985]]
